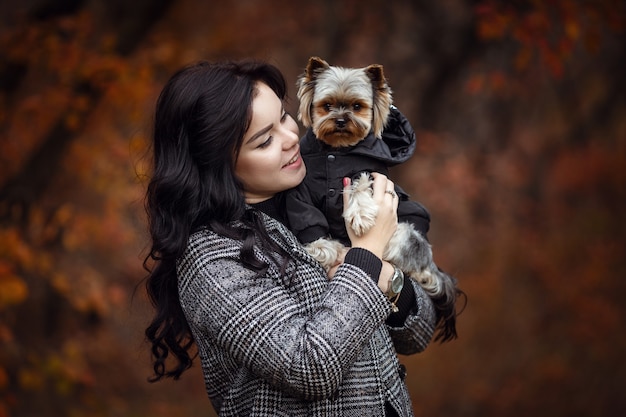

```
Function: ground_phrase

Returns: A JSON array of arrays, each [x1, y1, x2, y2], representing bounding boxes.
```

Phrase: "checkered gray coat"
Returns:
[[177, 211, 436, 416]]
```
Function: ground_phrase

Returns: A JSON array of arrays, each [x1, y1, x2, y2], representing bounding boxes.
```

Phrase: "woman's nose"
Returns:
[[284, 130, 299, 149], [282, 117, 300, 148]]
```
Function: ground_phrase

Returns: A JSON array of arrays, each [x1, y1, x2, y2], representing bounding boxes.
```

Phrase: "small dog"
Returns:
[[291, 56, 460, 341]]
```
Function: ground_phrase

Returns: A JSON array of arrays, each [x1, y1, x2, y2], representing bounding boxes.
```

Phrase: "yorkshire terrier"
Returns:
[[288, 56, 461, 341]]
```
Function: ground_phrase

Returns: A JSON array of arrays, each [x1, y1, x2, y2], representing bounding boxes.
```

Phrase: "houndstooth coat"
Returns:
[[177, 209, 436, 416]]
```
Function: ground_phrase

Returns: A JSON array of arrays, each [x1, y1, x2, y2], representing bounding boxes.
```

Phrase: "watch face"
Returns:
[[391, 268, 404, 294]]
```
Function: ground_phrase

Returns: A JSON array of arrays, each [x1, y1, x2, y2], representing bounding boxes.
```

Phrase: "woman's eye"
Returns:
[[281, 112, 288, 122], [258, 137, 273, 149]]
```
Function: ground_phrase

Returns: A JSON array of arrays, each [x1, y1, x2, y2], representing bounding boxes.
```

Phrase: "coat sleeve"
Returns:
[[386, 280, 437, 355], [177, 230, 391, 400]]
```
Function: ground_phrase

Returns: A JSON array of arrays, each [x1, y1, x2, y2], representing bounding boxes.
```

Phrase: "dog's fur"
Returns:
[[297, 57, 461, 342]]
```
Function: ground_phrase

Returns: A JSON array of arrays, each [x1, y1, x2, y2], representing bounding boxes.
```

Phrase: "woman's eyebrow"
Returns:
[[245, 124, 273, 145]]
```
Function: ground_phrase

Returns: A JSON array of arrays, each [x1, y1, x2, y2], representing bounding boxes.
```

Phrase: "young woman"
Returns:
[[144, 60, 437, 416]]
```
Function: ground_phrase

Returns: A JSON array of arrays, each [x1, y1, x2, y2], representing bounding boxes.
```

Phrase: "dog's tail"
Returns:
[[429, 269, 466, 342]]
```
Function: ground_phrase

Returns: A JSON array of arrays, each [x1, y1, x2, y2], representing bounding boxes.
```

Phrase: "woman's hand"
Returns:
[[343, 173, 399, 259], [326, 246, 348, 279]]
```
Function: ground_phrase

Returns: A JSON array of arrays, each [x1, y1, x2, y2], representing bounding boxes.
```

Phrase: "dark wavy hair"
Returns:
[[143, 60, 288, 381]]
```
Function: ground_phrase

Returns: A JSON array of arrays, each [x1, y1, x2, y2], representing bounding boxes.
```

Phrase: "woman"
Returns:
[[144, 60, 437, 416]]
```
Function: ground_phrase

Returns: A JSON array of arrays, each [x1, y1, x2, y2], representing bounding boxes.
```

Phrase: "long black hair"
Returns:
[[144, 60, 288, 381]]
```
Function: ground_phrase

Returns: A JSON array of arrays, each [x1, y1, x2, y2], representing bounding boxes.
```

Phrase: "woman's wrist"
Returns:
[[378, 261, 395, 293], [344, 248, 382, 284], [350, 240, 386, 259]]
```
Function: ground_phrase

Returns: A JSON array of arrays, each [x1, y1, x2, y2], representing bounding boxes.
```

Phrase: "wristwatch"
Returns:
[[387, 265, 404, 297]]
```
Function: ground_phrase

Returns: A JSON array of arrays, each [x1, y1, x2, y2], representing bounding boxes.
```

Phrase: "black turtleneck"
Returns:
[[249, 193, 289, 227]]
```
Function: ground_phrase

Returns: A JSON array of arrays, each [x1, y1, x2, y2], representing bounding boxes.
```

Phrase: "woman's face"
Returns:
[[235, 82, 305, 203]]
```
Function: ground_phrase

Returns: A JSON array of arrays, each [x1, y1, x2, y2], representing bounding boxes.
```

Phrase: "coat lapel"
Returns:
[[261, 211, 323, 270]]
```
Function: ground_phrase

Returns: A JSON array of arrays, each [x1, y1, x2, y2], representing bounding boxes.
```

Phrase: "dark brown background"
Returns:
[[0, 0, 624, 416]]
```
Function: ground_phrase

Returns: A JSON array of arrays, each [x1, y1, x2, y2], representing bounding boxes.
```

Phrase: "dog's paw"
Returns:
[[305, 238, 346, 272], [343, 173, 378, 236]]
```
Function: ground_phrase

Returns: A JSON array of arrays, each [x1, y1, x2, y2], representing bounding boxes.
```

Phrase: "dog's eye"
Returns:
[[323, 103, 331, 112], [353, 103, 361, 111]]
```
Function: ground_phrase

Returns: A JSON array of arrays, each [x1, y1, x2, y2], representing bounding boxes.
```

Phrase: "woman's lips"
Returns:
[[283, 153, 301, 168]]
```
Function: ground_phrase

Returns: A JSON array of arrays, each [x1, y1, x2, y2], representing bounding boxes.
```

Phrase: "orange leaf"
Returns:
[[0, 263, 29, 309]]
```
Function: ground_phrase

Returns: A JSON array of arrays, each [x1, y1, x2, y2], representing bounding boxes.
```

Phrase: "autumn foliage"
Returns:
[[0, 0, 624, 416]]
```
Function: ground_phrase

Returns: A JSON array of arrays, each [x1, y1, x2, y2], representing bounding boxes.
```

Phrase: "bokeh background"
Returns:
[[1, 0, 624, 416]]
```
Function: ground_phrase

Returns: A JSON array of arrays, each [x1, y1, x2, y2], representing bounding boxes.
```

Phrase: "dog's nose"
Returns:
[[335, 118, 346, 128]]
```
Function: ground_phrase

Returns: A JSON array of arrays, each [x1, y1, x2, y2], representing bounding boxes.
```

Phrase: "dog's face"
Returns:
[[297, 57, 392, 148]]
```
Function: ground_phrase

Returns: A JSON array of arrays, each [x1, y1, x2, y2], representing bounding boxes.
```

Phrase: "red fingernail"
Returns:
[[343, 177, 350, 187]]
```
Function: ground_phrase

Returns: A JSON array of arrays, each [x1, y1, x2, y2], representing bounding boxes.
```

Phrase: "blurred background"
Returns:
[[0, 0, 624, 416]]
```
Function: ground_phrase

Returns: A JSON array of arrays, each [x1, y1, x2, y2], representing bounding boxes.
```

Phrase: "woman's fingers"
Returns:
[[370, 173, 398, 209], [342, 176, 352, 209], [369, 172, 388, 200]]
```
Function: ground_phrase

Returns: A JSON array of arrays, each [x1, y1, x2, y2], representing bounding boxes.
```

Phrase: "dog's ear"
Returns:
[[365, 64, 393, 138], [306, 56, 330, 78], [297, 57, 330, 127], [296, 74, 314, 127]]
